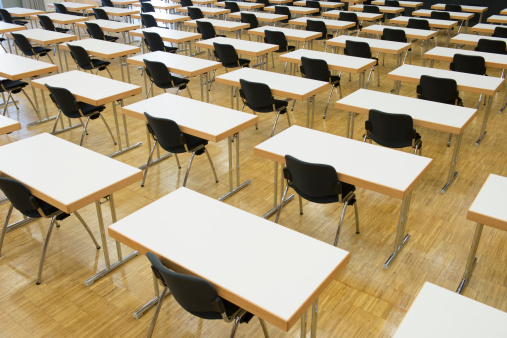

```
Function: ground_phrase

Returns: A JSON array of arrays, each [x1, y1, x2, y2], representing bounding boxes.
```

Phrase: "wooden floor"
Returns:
[[1, 21, 506, 338]]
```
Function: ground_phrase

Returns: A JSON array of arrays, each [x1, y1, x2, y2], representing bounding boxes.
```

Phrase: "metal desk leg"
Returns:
[[126, 56, 131, 83], [475, 95, 492, 146], [441, 133, 462, 194], [219, 133, 252, 201], [456, 223, 483, 294], [133, 273, 171, 319], [346, 111, 355, 139], [120, 56, 125, 82], [56, 44, 64, 71], [306, 96, 315, 128], [206, 72, 209, 102], [26, 82, 58, 128], [108, 100, 142, 157], [301, 311, 307, 337], [446, 28, 451, 47], [263, 161, 294, 219], [200, 73, 204, 102], [383, 191, 412, 269], [311, 299, 318, 338]]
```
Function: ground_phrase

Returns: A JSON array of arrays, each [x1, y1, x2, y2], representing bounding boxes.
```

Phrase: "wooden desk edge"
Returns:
[[279, 55, 376, 74], [59, 44, 141, 59], [0, 122, 21, 135], [0, 66, 59, 81], [466, 210, 507, 232], [194, 41, 279, 56]]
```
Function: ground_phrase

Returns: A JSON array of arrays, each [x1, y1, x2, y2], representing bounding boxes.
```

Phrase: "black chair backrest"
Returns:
[[85, 22, 106, 40], [146, 252, 225, 319], [344, 40, 371, 59], [141, 13, 158, 28], [306, 1, 321, 14], [381, 27, 407, 43], [385, 0, 399, 6], [10, 33, 33, 55], [475, 38, 507, 55], [38, 15, 57, 31], [450, 53, 486, 75], [188, 7, 204, 20], [181, 0, 193, 7], [143, 31, 165, 51], [0, 9, 14, 23], [213, 42, 239, 66], [0, 177, 44, 218], [338, 11, 359, 29], [301, 56, 330, 82], [407, 18, 430, 30], [141, 2, 155, 13], [53, 3, 69, 14], [445, 4, 461, 12], [274, 6, 291, 21], [363, 5, 380, 13], [102, 0, 114, 7], [366, 109, 415, 149], [93, 8, 110, 20], [144, 59, 174, 87], [225, 1, 240, 13], [241, 12, 259, 29], [144, 114, 187, 151], [417, 75, 459, 104], [306, 19, 326, 38], [68, 44, 92, 69], [493, 27, 507, 38], [256, 0, 269, 7], [431, 11, 451, 20], [196, 20, 217, 39], [45, 83, 79, 116], [239, 78, 274, 110], [264, 30, 288, 50]]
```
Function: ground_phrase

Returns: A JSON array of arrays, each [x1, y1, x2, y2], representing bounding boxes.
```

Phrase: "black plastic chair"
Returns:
[[306, 1, 321, 16], [188, 7, 204, 20], [306, 19, 333, 41], [241, 12, 259, 38], [338, 11, 361, 35], [363, 109, 422, 155], [143, 31, 178, 53], [450, 53, 486, 76], [0, 79, 39, 118], [92, 8, 111, 20], [431, 10, 451, 20], [181, 0, 193, 7], [344, 40, 379, 88], [141, 13, 166, 29], [384, 0, 402, 19], [145, 252, 269, 338], [445, 4, 461, 12], [493, 27, 507, 38], [274, 155, 359, 246], [407, 18, 434, 52], [381, 27, 411, 64], [102, 0, 114, 7], [53, 3, 69, 14], [264, 30, 295, 69], [196, 20, 225, 40], [256, 0, 270, 11], [239, 78, 291, 137], [11, 33, 54, 64], [274, 6, 291, 24], [143, 59, 192, 98], [213, 42, 250, 69], [225, 1, 241, 13], [85, 22, 119, 42], [45, 83, 116, 146], [141, 2, 156, 13], [67, 44, 113, 78], [300, 56, 341, 119], [38, 15, 68, 33], [475, 38, 507, 55], [0, 9, 28, 25], [142, 113, 218, 187], [0, 177, 100, 285], [363, 5, 380, 13]]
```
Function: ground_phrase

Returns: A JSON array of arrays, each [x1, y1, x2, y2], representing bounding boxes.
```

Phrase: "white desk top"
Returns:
[[5, 7, 44, 16], [215, 67, 328, 101], [48, 2, 97, 10], [248, 25, 322, 41], [0, 133, 142, 213], [31, 70, 142, 106], [413, 9, 474, 20], [362, 24, 438, 40], [87, 6, 140, 16], [432, 3, 488, 13], [132, 1, 181, 9], [75, 19, 139, 32], [390, 15, 458, 29], [387, 64, 504, 96], [0, 115, 21, 136], [467, 174, 507, 232], [264, 5, 319, 14], [288, 17, 355, 30], [327, 35, 411, 54], [350, 4, 404, 13], [0, 53, 58, 80], [502, 9, 507, 16], [335, 89, 477, 134], [450, 33, 507, 48], [372, 0, 422, 8], [8, 28, 77, 44], [293, 1, 344, 8], [108, 187, 350, 331], [129, 27, 201, 43], [323, 10, 383, 21], [486, 15, 507, 24], [424, 46, 507, 70], [0, 21, 26, 34], [195, 36, 279, 56], [478, 23, 506, 33], [30, 13, 89, 24], [131, 12, 190, 23], [122, 93, 258, 142], [112, 0, 138, 4], [214, 1, 264, 9], [127, 51, 221, 77], [60, 38, 141, 59], [279, 49, 376, 73], [394, 282, 507, 338], [254, 126, 432, 199], [184, 18, 249, 31], [228, 11, 288, 22], [176, 6, 230, 15]]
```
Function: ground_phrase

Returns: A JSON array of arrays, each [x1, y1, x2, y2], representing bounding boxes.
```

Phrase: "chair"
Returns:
[[450, 53, 486, 76], [45, 83, 117, 146], [306, 1, 321, 16], [213, 42, 250, 70], [363, 109, 422, 155], [381, 27, 411, 64], [274, 6, 291, 24], [141, 2, 156, 13], [344, 40, 379, 88], [239, 78, 291, 137], [300, 56, 341, 119], [188, 7, 204, 20], [181, 0, 193, 7], [493, 27, 507, 38], [256, 0, 269, 10], [11, 33, 54, 64], [143, 31, 178, 53], [430, 11, 451, 21], [67, 44, 113, 78], [53, 3, 69, 14], [306, 20, 333, 42], [0, 79, 40, 118], [225, 1, 241, 14], [240, 12, 259, 38], [264, 30, 295, 69], [142, 113, 218, 187], [85, 22, 119, 42], [141, 13, 166, 29], [384, 0, 402, 19], [102, 0, 114, 7], [338, 11, 361, 35], [407, 18, 434, 51], [363, 5, 380, 13], [475, 38, 507, 55], [0, 177, 101, 285], [37, 15, 68, 33], [92, 8, 111, 21], [445, 4, 461, 12], [0, 9, 28, 25], [196, 20, 225, 40], [145, 252, 269, 338], [274, 155, 359, 247], [143, 59, 192, 98]]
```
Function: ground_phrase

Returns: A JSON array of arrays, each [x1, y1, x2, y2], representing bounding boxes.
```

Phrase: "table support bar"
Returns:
[[456, 223, 483, 294], [384, 191, 412, 269]]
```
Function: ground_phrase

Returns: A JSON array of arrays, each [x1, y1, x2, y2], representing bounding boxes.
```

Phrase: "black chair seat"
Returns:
[[222, 58, 250, 68], [247, 99, 288, 113], [62, 102, 105, 119], [14, 20, 28, 25], [316, 33, 334, 40], [370, 132, 420, 149], [27, 46, 51, 57], [0, 80, 28, 94], [296, 182, 356, 204], [163, 132, 208, 154], [276, 45, 295, 53], [88, 59, 111, 70], [156, 76, 190, 90], [105, 35, 119, 42], [55, 27, 69, 33], [164, 45, 178, 53], [330, 75, 340, 85]]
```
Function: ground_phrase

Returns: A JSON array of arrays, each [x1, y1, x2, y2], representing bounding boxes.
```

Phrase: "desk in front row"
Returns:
[[254, 126, 432, 268], [0, 115, 21, 135], [109, 187, 350, 337]]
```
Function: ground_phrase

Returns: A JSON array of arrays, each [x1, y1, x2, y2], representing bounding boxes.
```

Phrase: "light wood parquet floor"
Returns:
[[0, 15, 506, 338]]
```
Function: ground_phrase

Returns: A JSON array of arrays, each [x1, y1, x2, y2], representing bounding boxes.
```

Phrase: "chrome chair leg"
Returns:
[[291, 99, 296, 112], [36, 215, 57, 285], [274, 185, 289, 223], [299, 195, 303, 215], [183, 151, 196, 187], [51, 110, 63, 134], [285, 109, 291, 127], [447, 133, 452, 147], [174, 153, 181, 169], [0, 205, 14, 257], [141, 140, 157, 187], [73, 211, 101, 249], [105, 67, 113, 79], [353, 197, 360, 234], [333, 200, 350, 247], [147, 286, 169, 338], [146, 81, 153, 99], [209, 70, 216, 91], [323, 85, 334, 119], [229, 315, 242, 338], [204, 148, 219, 183], [99, 114, 117, 145], [366, 66, 374, 89], [80, 117, 91, 146], [271, 110, 282, 137], [21, 89, 41, 119]]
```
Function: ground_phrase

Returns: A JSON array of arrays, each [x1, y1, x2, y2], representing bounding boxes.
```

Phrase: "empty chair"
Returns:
[[363, 5, 380, 13], [143, 59, 191, 98], [145, 252, 269, 338], [225, 1, 240, 13], [196, 20, 225, 40], [264, 30, 295, 69], [143, 31, 178, 53], [53, 3, 69, 14], [188, 7, 204, 20], [256, 0, 269, 10], [0, 9, 28, 25], [417, 75, 462, 105], [92, 8, 112, 21], [141, 13, 165, 28], [45, 84, 117, 147], [493, 27, 507, 38], [0, 78, 40, 118], [0, 177, 101, 285], [274, 6, 291, 24], [102, 0, 114, 7], [306, 1, 321, 16], [37, 15, 69, 33], [67, 44, 113, 78], [475, 38, 507, 55], [450, 53, 486, 75], [142, 113, 218, 187], [213, 42, 250, 70], [407, 17, 430, 30], [430, 11, 451, 20], [240, 12, 259, 37], [141, 2, 156, 13], [274, 155, 359, 247], [181, 0, 193, 7], [363, 109, 422, 155], [445, 4, 461, 12], [384, 0, 402, 19], [85, 22, 119, 42], [239, 78, 291, 137], [306, 20, 333, 42], [381, 27, 411, 64], [338, 11, 361, 35], [11, 33, 54, 63], [344, 40, 379, 88]]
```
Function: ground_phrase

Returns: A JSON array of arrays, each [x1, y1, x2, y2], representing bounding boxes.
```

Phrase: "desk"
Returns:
[[122, 93, 258, 201], [450, 33, 507, 50], [326, 35, 411, 67], [389, 15, 458, 46], [129, 27, 202, 56], [176, 6, 230, 19], [228, 11, 288, 24], [132, 1, 181, 12], [109, 187, 349, 336], [216, 68, 328, 128], [395, 282, 507, 337], [372, 0, 422, 8], [349, 4, 404, 15], [184, 18, 249, 39], [0, 133, 143, 285], [112, 0, 138, 6], [424, 46, 507, 73], [335, 89, 477, 193], [264, 5, 319, 16], [292, 1, 344, 10], [432, 3, 488, 23], [323, 10, 383, 22], [131, 12, 190, 29], [456, 174, 507, 294], [5, 7, 44, 27], [254, 125, 432, 268], [214, 1, 264, 10], [60, 38, 141, 82], [0, 22, 26, 53], [85, 7, 140, 23], [472, 23, 506, 34], [289, 17, 355, 34], [31, 70, 142, 157], [248, 26, 322, 49], [47, 2, 97, 16], [502, 9, 507, 16], [0, 115, 21, 135], [127, 51, 221, 102], [412, 9, 474, 33], [195, 36, 279, 70], [486, 15, 507, 25], [75, 19, 139, 43], [387, 64, 505, 146], [29, 13, 88, 36]]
